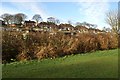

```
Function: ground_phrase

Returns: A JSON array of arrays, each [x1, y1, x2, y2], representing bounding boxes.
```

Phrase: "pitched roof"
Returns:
[[88, 28, 103, 32], [59, 24, 74, 28], [75, 26, 88, 30], [24, 20, 35, 23]]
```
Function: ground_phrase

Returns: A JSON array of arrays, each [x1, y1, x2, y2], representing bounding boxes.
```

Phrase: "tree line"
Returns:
[[0, 13, 99, 30], [0, 13, 60, 26]]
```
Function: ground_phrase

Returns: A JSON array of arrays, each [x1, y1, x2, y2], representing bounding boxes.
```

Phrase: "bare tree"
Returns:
[[118, 6, 120, 34], [14, 13, 27, 24], [47, 17, 56, 23], [76, 22, 82, 26], [68, 20, 72, 25], [82, 22, 89, 27], [105, 10, 118, 34], [32, 14, 42, 25], [55, 19, 60, 24], [0, 13, 13, 25]]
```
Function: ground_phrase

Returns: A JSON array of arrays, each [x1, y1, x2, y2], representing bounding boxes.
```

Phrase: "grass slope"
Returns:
[[2, 49, 118, 78]]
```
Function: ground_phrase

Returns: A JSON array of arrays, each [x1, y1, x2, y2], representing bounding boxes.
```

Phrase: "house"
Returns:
[[8, 23, 23, 28], [75, 26, 88, 33], [58, 24, 74, 31], [37, 22, 49, 28], [24, 20, 35, 28], [9, 24, 16, 27], [37, 22, 58, 31], [88, 28, 104, 33]]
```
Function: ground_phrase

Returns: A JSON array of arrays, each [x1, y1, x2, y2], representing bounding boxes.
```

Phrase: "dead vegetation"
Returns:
[[2, 31, 118, 63]]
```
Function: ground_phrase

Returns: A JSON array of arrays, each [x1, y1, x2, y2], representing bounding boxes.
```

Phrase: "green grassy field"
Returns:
[[2, 49, 118, 78]]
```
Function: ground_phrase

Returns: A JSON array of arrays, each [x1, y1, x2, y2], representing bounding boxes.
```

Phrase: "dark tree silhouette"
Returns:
[[14, 13, 27, 24], [0, 13, 13, 25], [32, 14, 43, 25], [47, 17, 56, 23]]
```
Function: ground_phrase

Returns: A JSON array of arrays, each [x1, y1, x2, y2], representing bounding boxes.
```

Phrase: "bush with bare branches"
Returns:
[[2, 31, 118, 63]]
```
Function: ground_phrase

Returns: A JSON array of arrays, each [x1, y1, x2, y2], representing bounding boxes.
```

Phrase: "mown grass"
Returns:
[[2, 49, 118, 78]]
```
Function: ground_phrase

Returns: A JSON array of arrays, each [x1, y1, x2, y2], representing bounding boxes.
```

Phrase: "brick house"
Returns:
[[88, 28, 104, 33], [24, 20, 35, 27], [58, 24, 74, 31], [37, 22, 58, 31], [75, 26, 88, 33]]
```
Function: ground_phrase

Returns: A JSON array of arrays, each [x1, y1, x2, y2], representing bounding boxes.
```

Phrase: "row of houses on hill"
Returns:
[[1, 20, 105, 34]]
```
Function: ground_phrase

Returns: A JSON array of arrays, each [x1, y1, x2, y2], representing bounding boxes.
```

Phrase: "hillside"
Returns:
[[2, 49, 118, 78]]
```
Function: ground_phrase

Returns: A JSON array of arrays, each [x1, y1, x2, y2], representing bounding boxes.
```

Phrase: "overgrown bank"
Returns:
[[2, 31, 118, 63]]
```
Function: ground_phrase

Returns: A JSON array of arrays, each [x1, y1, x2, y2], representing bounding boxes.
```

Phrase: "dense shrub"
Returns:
[[2, 31, 118, 63], [2, 31, 24, 63]]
